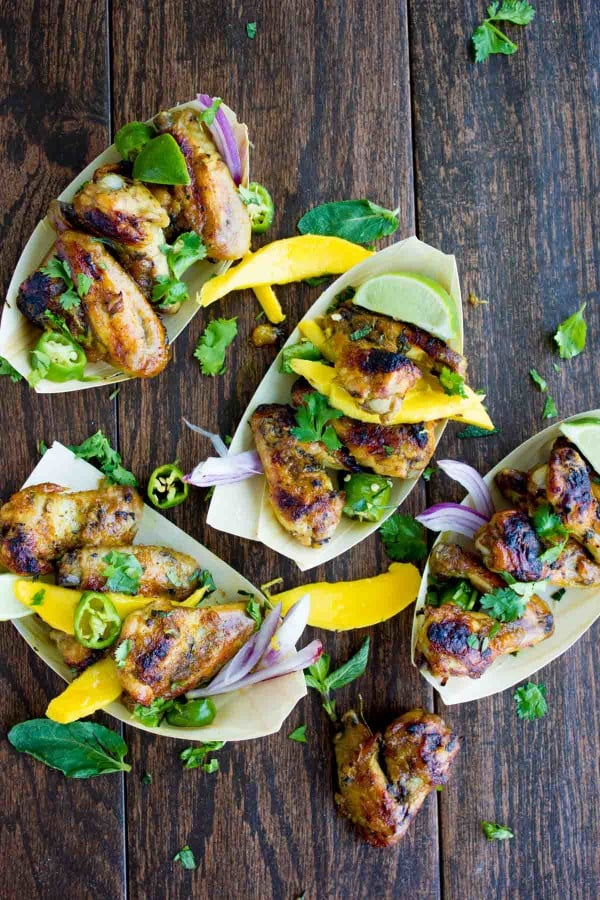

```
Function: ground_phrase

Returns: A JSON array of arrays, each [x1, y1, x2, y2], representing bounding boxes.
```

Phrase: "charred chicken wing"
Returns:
[[57, 544, 203, 601], [49, 630, 101, 674], [0, 483, 143, 575], [334, 708, 459, 847], [547, 438, 600, 562], [153, 106, 251, 260], [251, 404, 345, 547], [429, 542, 506, 594], [116, 599, 254, 705]]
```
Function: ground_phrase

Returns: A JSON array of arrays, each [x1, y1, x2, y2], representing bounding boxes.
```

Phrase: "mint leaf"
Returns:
[[297, 199, 399, 245], [8, 719, 131, 777]]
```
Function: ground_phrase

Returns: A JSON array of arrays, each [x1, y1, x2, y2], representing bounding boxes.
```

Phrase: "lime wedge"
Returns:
[[132, 134, 190, 185], [352, 272, 459, 341], [559, 416, 600, 474]]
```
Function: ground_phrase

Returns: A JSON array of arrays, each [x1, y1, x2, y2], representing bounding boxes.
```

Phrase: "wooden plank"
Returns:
[[109, 1, 440, 897], [0, 1, 126, 897], [408, 1, 600, 897]]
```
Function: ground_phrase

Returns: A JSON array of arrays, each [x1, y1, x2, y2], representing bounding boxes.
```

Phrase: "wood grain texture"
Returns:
[[0, 2, 125, 898], [408, 1, 600, 897]]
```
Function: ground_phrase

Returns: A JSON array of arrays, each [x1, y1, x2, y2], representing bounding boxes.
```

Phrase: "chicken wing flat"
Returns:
[[50, 164, 171, 302], [18, 230, 169, 377], [291, 378, 436, 478], [429, 542, 506, 594], [547, 438, 600, 562], [57, 544, 203, 600], [0, 483, 142, 575], [49, 630, 101, 674], [334, 708, 459, 847], [116, 599, 254, 705], [415, 598, 554, 681], [251, 404, 345, 547], [153, 107, 251, 260]]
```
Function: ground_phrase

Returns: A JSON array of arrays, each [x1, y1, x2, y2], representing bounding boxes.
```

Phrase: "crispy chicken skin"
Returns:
[[334, 342, 422, 420], [251, 404, 345, 547], [116, 599, 254, 705], [415, 598, 554, 682], [153, 107, 251, 260], [429, 543, 506, 594], [0, 483, 142, 575], [18, 230, 169, 377], [49, 165, 171, 302], [49, 630, 101, 674], [547, 438, 600, 562], [334, 708, 459, 847], [291, 378, 436, 478], [57, 544, 203, 601]]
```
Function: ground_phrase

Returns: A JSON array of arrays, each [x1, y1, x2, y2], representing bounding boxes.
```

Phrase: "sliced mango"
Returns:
[[46, 658, 122, 724], [289, 358, 494, 430], [278, 563, 421, 631], [252, 284, 285, 324], [199, 236, 372, 307], [297, 320, 335, 360]]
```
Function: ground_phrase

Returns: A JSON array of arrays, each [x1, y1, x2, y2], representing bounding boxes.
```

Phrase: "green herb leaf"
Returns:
[[539, 538, 568, 565], [529, 368, 547, 392], [554, 304, 587, 360], [0, 357, 23, 382], [173, 845, 197, 870], [551, 588, 566, 602], [68, 430, 137, 486], [152, 276, 189, 308], [324, 637, 370, 692], [198, 569, 217, 594], [102, 550, 143, 595], [514, 681, 547, 720], [77, 273, 93, 297], [8, 719, 131, 777], [297, 199, 399, 245], [246, 21, 257, 39], [199, 98, 223, 126], [439, 366, 468, 398], [349, 324, 373, 342], [279, 341, 323, 374], [142, 771, 152, 784], [532, 504, 568, 542], [466, 634, 480, 649], [194, 318, 238, 376], [379, 513, 428, 562], [472, 21, 517, 62], [132, 698, 174, 727], [114, 638, 132, 668], [291, 392, 343, 451], [40, 256, 73, 284], [161, 231, 207, 280], [245, 595, 262, 631], [479, 586, 527, 622], [457, 425, 500, 439], [542, 394, 558, 419], [288, 725, 307, 743], [27, 349, 51, 386], [488, 1, 535, 24], [482, 820, 514, 841], [180, 741, 224, 771], [30, 588, 45, 607], [422, 465, 435, 481]]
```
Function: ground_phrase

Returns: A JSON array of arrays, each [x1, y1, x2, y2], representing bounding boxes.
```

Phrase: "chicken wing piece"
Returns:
[[49, 164, 171, 302], [549, 539, 600, 586], [475, 510, 548, 582], [18, 230, 169, 377], [429, 542, 506, 593], [0, 483, 142, 575], [49, 630, 102, 674], [57, 544, 203, 601], [547, 438, 600, 562], [251, 404, 345, 547], [415, 597, 554, 682], [334, 708, 459, 847], [153, 107, 251, 260], [291, 378, 436, 478], [334, 341, 422, 421], [116, 599, 254, 705]]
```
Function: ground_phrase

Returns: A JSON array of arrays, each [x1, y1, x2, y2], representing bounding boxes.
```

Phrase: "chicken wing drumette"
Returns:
[[547, 437, 600, 562]]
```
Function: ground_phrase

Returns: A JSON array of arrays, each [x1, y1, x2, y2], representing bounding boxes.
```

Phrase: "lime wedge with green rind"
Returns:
[[132, 134, 190, 185], [352, 272, 459, 341], [559, 416, 600, 474]]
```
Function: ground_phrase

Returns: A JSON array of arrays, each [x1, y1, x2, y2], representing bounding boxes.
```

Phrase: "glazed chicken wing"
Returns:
[[49, 630, 101, 674], [153, 107, 251, 260], [429, 542, 506, 593], [334, 342, 422, 421], [0, 483, 142, 575], [57, 544, 203, 601], [334, 708, 459, 847], [415, 598, 554, 681], [251, 404, 345, 547], [116, 599, 254, 704], [547, 438, 600, 562]]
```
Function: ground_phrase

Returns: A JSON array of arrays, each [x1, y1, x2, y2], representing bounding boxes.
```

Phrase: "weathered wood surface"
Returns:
[[0, 0, 598, 898]]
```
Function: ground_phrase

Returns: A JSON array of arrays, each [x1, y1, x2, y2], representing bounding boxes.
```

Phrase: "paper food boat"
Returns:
[[0, 101, 249, 393], [208, 236, 464, 571], [1, 442, 305, 741], [411, 412, 600, 704]]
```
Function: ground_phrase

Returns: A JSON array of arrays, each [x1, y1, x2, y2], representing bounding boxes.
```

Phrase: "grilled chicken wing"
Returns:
[[116, 599, 254, 704], [0, 483, 142, 575], [333, 342, 422, 421], [334, 708, 459, 847], [153, 107, 251, 260], [251, 404, 345, 546], [291, 378, 436, 478], [57, 544, 203, 600], [429, 542, 506, 593], [415, 598, 554, 681], [49, 630, 101, 674], [49, 165, 171, 303], [547, 438, 600, 562], [18, 230, 169, 377]]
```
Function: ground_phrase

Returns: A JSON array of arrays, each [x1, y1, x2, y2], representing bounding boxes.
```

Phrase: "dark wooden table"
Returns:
[[1, 2, 598, 898]]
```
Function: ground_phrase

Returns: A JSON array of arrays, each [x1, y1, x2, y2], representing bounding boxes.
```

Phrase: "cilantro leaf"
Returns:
[[152, 276, 189, 308], [529, 368, 547, 392], [479, 586, 527, 622], [27, 349, 51, 387], [482, 820, 514, 841], [246, 21, 257, 39], [180, 741, 224, 771], [199, 97, 222, 125], [539, 538, 568, 565], [132, 697, 173, 727], [349, 324, 373, 342], [439, 366, 468, 398], [40, 256, 72, 284], [532, 504, 567, 542], [554, 304, 587, 360], [305, 639, 369, 722], [198, 569, 216, 594], [422, 465, 435, 481], [0, 357, 23, 382], [288, 725, 307, 743], [279, 340, 322, 374], [378, 513, 428, 562], [542, 395, 558, 419], [194, 318, 238, 376], [290, 392, 343, 451], [68, 430, 137, 486], [487, 1, 536, 25], [102, 550, 143, 594], [161, 232, 207, 280], [40, 256, 91, 311], [245, 595, 262, 631], [514, 681, 547, 720], [472, 1, 535, 62], [76, 273, 93, 297], [114, 638, 132, 668], [173, 845, 197, 870], [458, 425, 500, 439], [30, 589, 45, 607]]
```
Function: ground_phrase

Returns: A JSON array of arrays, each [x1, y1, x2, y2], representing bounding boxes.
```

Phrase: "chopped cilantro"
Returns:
[[173, 845, 197, 870], [68, 430, 137, 486], [199, 98, 222, 126], [514, 681, 547, 720], [472, 1, 536, 64], [161, 232, 207, 280], [288, 725, 307, 743], [529, 368, 547, 392], [479, 586, 526, 622], [439, 366, 468, 398], [141, 772, 152, 784], [180, 741, 224, 771], [482, 821, 514, 841], [457, 425, 500, 439], [30, 589, 45, 607], [102, 550, 143, 594], [114, 638, 132, 669], [466, 634, 479, 649], [542, 394, 558, 419], [349, 324, 373, 342], [244, 595, 262, 631], [422, 465, 435, 481], [194, 318, 238, 376], [246, 21, 257, 39]]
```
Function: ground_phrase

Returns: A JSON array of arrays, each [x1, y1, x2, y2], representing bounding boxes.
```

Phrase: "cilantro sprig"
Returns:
[[153, 232, 207, 309], [378, 513, 428, 563], [68, 430, 137, 486], [479, 586, 527, 622], [40, 257, 92, 311], [290, 392, 343, 451], [194, 317, 238, 376], [472, 1, 536, 63], [305, 638, 369, 722], [102, 550, 143, 594], [514, 681, 547, 720]]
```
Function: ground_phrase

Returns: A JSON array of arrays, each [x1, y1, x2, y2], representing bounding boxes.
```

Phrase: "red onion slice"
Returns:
[[185, 451, 263, 487], [437, 459, 494, 519], [183, 418, 229, 457], [416, 502, 489, 539], [197, 94, 243, 185], [260, 594, 310, 668]]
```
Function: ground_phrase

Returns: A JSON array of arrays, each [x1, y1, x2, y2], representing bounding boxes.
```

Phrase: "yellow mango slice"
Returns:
[[46, 658, 122, 724], [278, 563, 421, 631], [252, 285, 285, 324], [297, 319, 336, 360], [199, 236, 372, 307]]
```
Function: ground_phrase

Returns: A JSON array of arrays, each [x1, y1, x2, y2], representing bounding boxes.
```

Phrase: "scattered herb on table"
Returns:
[[102, 550, 143, 594], [379, 513, 428, 563], [542, 394, 558, 419], [142, 772, 152, 785], [194, 317, 238, 376], [246, 21, 257, 39], [553, 303, 587, 359], [457, 425, 500, 439], [8, 719, 131, 777], [529, 368, 547, 392], [482, 820, 514, 841], [479, 586, 527, 622], [297, 199, 399, 245], [173, 845, 197, 870], [305, 637, 369, 722], [514, 681, 547, 720], [0, 357, 23, 382], [288, 725, 307, 743], [472, 1, 536, 64], [422, 465, 436, 481], [68, 430, 137, 486], [291, 391, 343, 451], [180, 741, 224, 771]]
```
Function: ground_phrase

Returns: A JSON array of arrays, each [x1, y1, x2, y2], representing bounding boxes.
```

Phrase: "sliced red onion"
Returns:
[[260, 594, 309, 668], [437, 459, 494, 519], [185, 451, 263, 487], [197, 94, 242, 185], [183, 418, 229, 457], [416, 502, 489, 539]]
